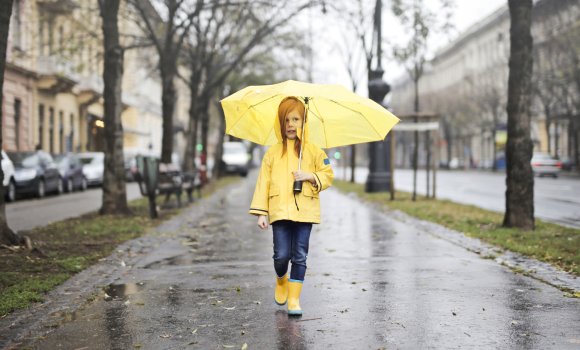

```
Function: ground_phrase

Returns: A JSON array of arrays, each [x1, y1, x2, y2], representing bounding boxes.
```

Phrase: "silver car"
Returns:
[[531, 152, 561, 178], [78, 152, 104, 186]]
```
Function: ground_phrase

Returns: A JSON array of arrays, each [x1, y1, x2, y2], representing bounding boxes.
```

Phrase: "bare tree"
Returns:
[[130, 0, 204, 163], [335, 0, 371, 182], [0, 0, 22, 246], [476, 82, 505, 171], [180, 0, 316, 174], [503, 0, 535, 230], [391, 0, 453, 200], [97, 0, 132, 214]]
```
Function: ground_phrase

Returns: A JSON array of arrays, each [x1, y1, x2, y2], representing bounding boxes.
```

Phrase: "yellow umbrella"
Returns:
[[221, 80, 400, 149]]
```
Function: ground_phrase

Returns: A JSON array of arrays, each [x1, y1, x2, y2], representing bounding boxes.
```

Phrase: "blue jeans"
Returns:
[[272, 220, 313, 281]]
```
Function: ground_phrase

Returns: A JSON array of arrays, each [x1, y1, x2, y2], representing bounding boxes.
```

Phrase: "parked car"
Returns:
[[1, 150, 15, 202], [53, 153, 87, 192], [7, 150, 62, 198], [449, 157, 464, 169], [560, 156, 576, 171], [125, 157, 136, 182], [78, 152, 104, 186], [221, 142, 249, 177], [531, 152, 561, 178]]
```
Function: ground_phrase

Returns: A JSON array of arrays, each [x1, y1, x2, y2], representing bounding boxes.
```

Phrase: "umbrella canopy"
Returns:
[[221, 80, 400, 149]]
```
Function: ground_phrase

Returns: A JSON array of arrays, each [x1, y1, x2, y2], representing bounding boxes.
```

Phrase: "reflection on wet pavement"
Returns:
[[33, 171, 580, 349]]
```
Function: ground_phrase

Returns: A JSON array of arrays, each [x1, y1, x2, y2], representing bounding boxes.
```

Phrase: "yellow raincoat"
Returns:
[[249, 115, 334, 224]]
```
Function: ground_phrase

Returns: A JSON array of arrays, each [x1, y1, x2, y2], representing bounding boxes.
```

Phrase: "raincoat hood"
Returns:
[[273, 100, 310, 146]]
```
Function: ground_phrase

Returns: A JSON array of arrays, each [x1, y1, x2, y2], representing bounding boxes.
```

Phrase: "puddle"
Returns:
[[107, 282, 147, 298]]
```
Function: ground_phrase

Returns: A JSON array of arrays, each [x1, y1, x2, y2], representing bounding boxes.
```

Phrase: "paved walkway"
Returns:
[[3, 172, 579, 349], [6, 183, 142, 232]]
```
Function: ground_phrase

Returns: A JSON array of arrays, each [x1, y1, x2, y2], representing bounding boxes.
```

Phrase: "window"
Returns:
[[14, 99, 21, 150], [38, 104, 44, 149], [48, 20, 53, 53], [59, 26, 63, 52], [69, 113, 74, 152], [49, 107, 54, 153], [13, 0, 21, 47], [59, 111, 64, 153], [38, 21, 44, 54]]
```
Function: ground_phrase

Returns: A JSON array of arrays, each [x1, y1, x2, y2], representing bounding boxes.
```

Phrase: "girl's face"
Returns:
[[285, 109, 303, 140]]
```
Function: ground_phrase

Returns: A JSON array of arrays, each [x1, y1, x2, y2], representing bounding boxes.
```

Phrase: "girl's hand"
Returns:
[[292, 170, 315, 184], [257, 215, 268, 229]]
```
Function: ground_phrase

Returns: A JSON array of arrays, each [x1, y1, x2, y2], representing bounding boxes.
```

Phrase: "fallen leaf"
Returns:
[[510, 320, 518, 325], [254, 301, 261, 305], [237, 286, 241, 291], [241, 331, 245, 335], [452, 312, 456, 316], [351, 282, 356, 284], [294, 333, 301, 337], [223, 346, 234, 348], [169, 286, 173, 290], [186, 341, 199, 345], [134, 346, 141, 348], [241, 344, 248, 349], [465, 233, 472, 237], [223, 306, 236, 310], [482, 308, 485, 311], [568, 339, 580, 343], [362, 288, 367, 291], [191, 328, 197, 334], [339, 309, 348, 313], [121, 261, 126, 267], [212, 302, 217, 306], [159, 334, 171, 338], [125, 300, 131, 305], [135, 303, 144, 306]]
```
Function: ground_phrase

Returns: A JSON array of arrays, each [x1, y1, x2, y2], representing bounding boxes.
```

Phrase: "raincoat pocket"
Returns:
[[302, 184, 319, 211], [269, 187, 281, 213]]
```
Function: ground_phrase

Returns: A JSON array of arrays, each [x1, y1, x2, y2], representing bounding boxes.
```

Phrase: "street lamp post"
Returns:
[[365, 0, 392, 193]]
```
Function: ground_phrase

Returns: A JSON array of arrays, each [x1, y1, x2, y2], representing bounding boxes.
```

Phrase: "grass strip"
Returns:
[[333, 179, 580, 276], [0, 176, 239, 316]]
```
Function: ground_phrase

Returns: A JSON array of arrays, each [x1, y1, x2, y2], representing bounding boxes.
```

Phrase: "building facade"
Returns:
[[3, 0, 170, 161], [390, 0, 580, 167]]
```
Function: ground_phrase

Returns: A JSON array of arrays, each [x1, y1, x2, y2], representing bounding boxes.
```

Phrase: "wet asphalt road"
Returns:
[[33, 171, 580, 350], [6, 183, 142, 232], [335, 167, 580, 229]]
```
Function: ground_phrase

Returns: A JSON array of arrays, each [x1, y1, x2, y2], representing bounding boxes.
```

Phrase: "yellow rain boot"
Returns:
[[275, 274, 288, 305], [287, 280, 303, 315]]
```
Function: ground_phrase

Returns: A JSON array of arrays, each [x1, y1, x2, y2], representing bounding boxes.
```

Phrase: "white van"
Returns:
[[222, 142, 249, 177]]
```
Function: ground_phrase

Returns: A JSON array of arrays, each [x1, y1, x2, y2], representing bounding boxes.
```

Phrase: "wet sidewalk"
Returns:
[[6, 171, 580, 349]]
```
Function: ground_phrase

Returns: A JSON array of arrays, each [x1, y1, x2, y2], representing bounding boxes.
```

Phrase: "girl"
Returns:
[[249, 96, 334, 315]]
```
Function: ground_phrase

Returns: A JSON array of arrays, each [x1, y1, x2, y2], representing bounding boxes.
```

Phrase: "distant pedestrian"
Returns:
[[249, 96, 334, 316]]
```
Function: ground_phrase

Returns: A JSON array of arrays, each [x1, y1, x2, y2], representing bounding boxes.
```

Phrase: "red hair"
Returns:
[[278, 97, 307, 157]]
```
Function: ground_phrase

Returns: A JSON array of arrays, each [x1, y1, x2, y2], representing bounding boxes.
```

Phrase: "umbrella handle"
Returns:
[[294, 97, 309, 194], [298, 97, 308, 171]]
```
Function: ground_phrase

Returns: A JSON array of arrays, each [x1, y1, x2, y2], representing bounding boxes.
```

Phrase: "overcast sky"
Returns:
[[307, 0, 508, 98]]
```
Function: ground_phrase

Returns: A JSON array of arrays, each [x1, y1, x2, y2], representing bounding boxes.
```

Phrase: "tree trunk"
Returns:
[[503, 0, 535, 230], [99, 0, 130, 215], [183, 80, 200, 174], [545, 115, 551, 156], [212, 103, 226, 180], [200, 107, 210, 159], [160, 69, 176, 164], [0, 0, 22, 246], [350, 144, 355, 182], [492, 128, 498, 171]]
